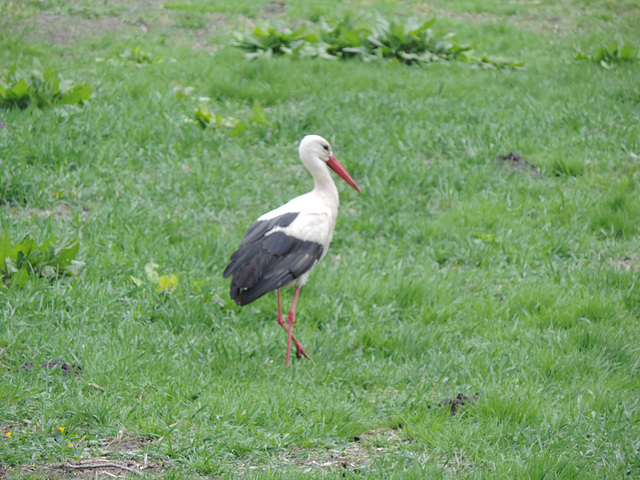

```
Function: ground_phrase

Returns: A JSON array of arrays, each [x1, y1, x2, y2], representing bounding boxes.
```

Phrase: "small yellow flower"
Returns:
[[59, 427, 65, 433], [5, 432, 11, 437], [67, 443, 73, 447]]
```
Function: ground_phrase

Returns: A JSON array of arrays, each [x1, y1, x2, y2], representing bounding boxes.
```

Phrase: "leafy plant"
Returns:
[[118, 46, 164, 64], [576, 41, 638, 69], [233, 15, 523, 69], [172, 84, 195, 100], [95, 46, 165, 66], [232, 26, 318, 59], [367, 15, 460, 63], [192, 100, 268, 137], [314, 14, 373, 59], [0, 65, 92, 109], [131, 262, 179, 294], [0, 231, 83, 288]]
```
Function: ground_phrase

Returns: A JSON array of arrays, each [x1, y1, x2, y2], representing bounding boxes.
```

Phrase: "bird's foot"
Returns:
[[295, 342, 311, 360]]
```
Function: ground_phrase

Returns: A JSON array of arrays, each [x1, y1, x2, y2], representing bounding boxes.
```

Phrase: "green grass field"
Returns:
[[1, 0, 640, 478]]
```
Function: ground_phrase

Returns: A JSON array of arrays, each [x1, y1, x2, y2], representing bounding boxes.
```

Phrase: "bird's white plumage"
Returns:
[[225, 134, 358, 298], [254, 136, 342, 285], [259, 192, 336, 247]]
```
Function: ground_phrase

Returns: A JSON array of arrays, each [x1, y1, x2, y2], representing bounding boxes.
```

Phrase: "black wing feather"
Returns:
[[224, 213, 324, 306], [223, 212, 298, 279]]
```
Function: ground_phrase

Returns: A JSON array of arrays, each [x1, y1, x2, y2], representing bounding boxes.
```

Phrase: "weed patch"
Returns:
[[0, 231, 83, 288], [192, 100, 269, 137], [233, 14, 524, 69], [576, 41, 639, 68], [130, 262, 180, 295], [0, 64, 91, 109], [97, 46, 165, 65]]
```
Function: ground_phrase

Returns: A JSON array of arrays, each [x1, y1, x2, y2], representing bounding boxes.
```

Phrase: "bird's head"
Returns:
[[299, 135, 362, 193]]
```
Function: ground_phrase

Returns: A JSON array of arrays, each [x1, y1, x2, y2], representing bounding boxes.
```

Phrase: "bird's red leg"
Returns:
[[276, 289, 310, 361], [277, 288, 284, 327], [285, 285, 301, 366]]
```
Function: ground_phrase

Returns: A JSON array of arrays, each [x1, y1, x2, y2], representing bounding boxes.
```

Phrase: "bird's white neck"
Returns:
[[308, 161, 339, 208]]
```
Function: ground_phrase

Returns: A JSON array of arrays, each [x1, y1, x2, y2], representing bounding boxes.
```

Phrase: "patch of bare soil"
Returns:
[[429, 392, 481, 417], [237, 428, 409, 475], [261, 1, 287, 18], [496, 151, 538, 173], [2, 438, 168, 479], [237, 427, 478, 475], [22, 14, 123, 45], [611, 255, 640, 272], [15, 202, 89, 220], [442, 10, 573, 36], [9, 203, 89, 220], [18, 358, 83, 376]]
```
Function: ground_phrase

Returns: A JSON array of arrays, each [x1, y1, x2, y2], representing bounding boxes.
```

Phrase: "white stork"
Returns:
[[224, 135, 362, 365]]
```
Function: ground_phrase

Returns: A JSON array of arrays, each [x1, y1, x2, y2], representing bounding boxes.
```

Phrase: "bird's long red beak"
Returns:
[[327, 156, 362, 194]]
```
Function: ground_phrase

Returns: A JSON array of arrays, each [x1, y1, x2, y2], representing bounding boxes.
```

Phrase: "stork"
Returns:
[[223, 135, 362, 365]]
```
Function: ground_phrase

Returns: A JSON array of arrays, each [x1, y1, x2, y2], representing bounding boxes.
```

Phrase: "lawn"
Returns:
[[1, 0, 639, 478]]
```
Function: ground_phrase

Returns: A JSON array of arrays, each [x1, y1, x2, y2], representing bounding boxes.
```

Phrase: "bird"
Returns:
[[223, 135, 362, 365]]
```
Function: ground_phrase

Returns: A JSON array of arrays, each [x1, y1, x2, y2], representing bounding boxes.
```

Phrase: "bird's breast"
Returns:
[[268, 211, 335, 252]]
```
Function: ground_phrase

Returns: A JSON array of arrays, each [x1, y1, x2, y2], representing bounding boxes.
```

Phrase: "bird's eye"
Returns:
[[322, 144, 330, 152]]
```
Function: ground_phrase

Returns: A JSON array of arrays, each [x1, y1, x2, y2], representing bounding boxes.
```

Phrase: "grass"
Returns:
[[1, 0, 640, 478]]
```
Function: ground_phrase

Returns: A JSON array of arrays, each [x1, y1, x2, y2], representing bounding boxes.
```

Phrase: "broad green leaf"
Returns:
[[10, 78, 29, 98], [420, 17, 437, 31], [43, 68, 60, 95], [342, 29, 363, 47], [12, 267, 30, 288], [156, 275, 172, 292], [194, 105, 213, 128], [155, 274, 178, 293], [390, 24, 406, 44], [253, 25, 267, 38], [301, 33, 320, 43], [14, 237, 38, 257], [53, 240, 79, 268], [58, 84, 92, 105], [287, 27, 308, 39], [40, 236, 57, 252]]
